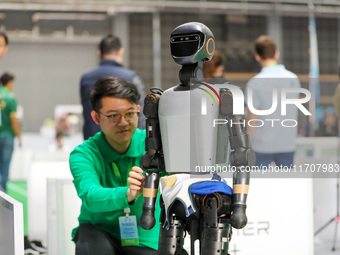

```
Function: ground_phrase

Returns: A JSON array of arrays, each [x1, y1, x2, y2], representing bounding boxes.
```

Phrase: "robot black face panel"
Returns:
[[170, 22, 215, 65]]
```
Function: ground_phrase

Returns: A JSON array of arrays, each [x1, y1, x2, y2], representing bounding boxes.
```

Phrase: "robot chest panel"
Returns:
[[158, 87, 229, 173]]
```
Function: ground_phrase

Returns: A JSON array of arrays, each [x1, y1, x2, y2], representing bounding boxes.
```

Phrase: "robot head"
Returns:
[[170, 22, 215, 65]]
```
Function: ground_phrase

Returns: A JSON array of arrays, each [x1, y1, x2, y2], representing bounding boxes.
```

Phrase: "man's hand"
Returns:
[[127, 166, 145, 203]]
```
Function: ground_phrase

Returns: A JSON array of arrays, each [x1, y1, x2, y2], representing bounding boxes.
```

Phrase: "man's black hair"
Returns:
[[0, 72, 14, 86], [89, 77, 140, 112], [98, 35, 121, 57], [0, 32, 8, 45]]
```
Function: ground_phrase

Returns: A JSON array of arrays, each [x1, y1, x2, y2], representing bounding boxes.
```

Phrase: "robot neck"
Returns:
[[179, 61, 204, 87]]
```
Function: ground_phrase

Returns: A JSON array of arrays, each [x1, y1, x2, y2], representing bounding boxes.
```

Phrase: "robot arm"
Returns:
[[220, 89, 256, 229], [140, 88, 165, 230]]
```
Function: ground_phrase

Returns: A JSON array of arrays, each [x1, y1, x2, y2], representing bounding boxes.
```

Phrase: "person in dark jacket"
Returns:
[[80, 34, 146, 140]]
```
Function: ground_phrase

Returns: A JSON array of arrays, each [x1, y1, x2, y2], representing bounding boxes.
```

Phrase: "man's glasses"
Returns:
[[97, 111, 139, 125]]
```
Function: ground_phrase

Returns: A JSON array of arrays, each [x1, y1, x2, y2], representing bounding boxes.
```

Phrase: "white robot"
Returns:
[[140, 22, 255, 255]]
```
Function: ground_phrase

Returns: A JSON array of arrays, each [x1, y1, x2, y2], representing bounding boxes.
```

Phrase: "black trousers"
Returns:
[[74, 224, 157, 255]]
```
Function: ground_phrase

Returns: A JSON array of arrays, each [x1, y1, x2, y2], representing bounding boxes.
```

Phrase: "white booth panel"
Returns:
[[295, 137, 338, 163], [295, 137, 339, 241], [28, 162, 73, 246], [47, 179, 81, 255], [231, 178, 313, 255], [0, 191, 24, 255], [9, 149, 33, 181]]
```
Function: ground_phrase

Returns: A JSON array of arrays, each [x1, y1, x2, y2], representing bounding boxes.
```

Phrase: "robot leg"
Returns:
[[200, 193, 232, 255], [157, 198, 188, 255]]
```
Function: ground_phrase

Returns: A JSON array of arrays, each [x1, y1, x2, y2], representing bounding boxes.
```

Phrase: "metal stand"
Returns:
[[314, 178, 339, 251], [314, 135, 340, 251]]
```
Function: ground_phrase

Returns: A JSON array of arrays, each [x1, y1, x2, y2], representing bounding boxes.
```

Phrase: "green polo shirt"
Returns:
[[69, 129, 161, 250], [0, 86, 17, 137]]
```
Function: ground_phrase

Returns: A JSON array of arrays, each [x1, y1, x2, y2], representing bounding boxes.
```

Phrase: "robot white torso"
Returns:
[[159, 83, 230, 173]]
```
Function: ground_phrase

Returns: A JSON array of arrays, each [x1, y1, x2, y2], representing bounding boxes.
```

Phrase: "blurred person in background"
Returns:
[[0, 32, 9, 192], [203, 50, 228, 84], [0, 31, 9, 139], [0, 32, 8, 61], [80, 34, 146, 141], [246, 35, 301, 168], [55, 113, 72, 150], [316, 108, 338, 137], [333, 67, 340, 130], [0, 72, 21, 192]]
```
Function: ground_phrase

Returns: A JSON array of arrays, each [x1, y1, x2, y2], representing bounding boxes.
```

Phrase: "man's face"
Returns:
[[91, 97, 139, 153], [6, 80, 14, 90], [0, 36, 8, 59]]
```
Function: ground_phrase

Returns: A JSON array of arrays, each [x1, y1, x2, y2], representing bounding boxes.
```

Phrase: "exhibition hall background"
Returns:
[[0, 1, 338, 132], [1, 1, 340, 254]]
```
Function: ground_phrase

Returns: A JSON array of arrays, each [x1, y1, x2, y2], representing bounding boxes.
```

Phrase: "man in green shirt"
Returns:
[[0, 32, 14, 193], [0, 72, 21, 192], [0, 32, 9, 129], [69, 77, 160, 255]]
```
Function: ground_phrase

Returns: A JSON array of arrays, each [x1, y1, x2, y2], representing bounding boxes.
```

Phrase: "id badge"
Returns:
[[118, 215, 139, 246]]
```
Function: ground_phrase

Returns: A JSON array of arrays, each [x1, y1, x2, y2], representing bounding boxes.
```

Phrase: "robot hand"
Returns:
[[140, 172, 160, 230], [230, 204, 247, 229]]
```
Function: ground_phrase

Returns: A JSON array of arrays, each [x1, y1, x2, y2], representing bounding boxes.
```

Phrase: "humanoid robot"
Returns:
[[140, 22, 255, 255]]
